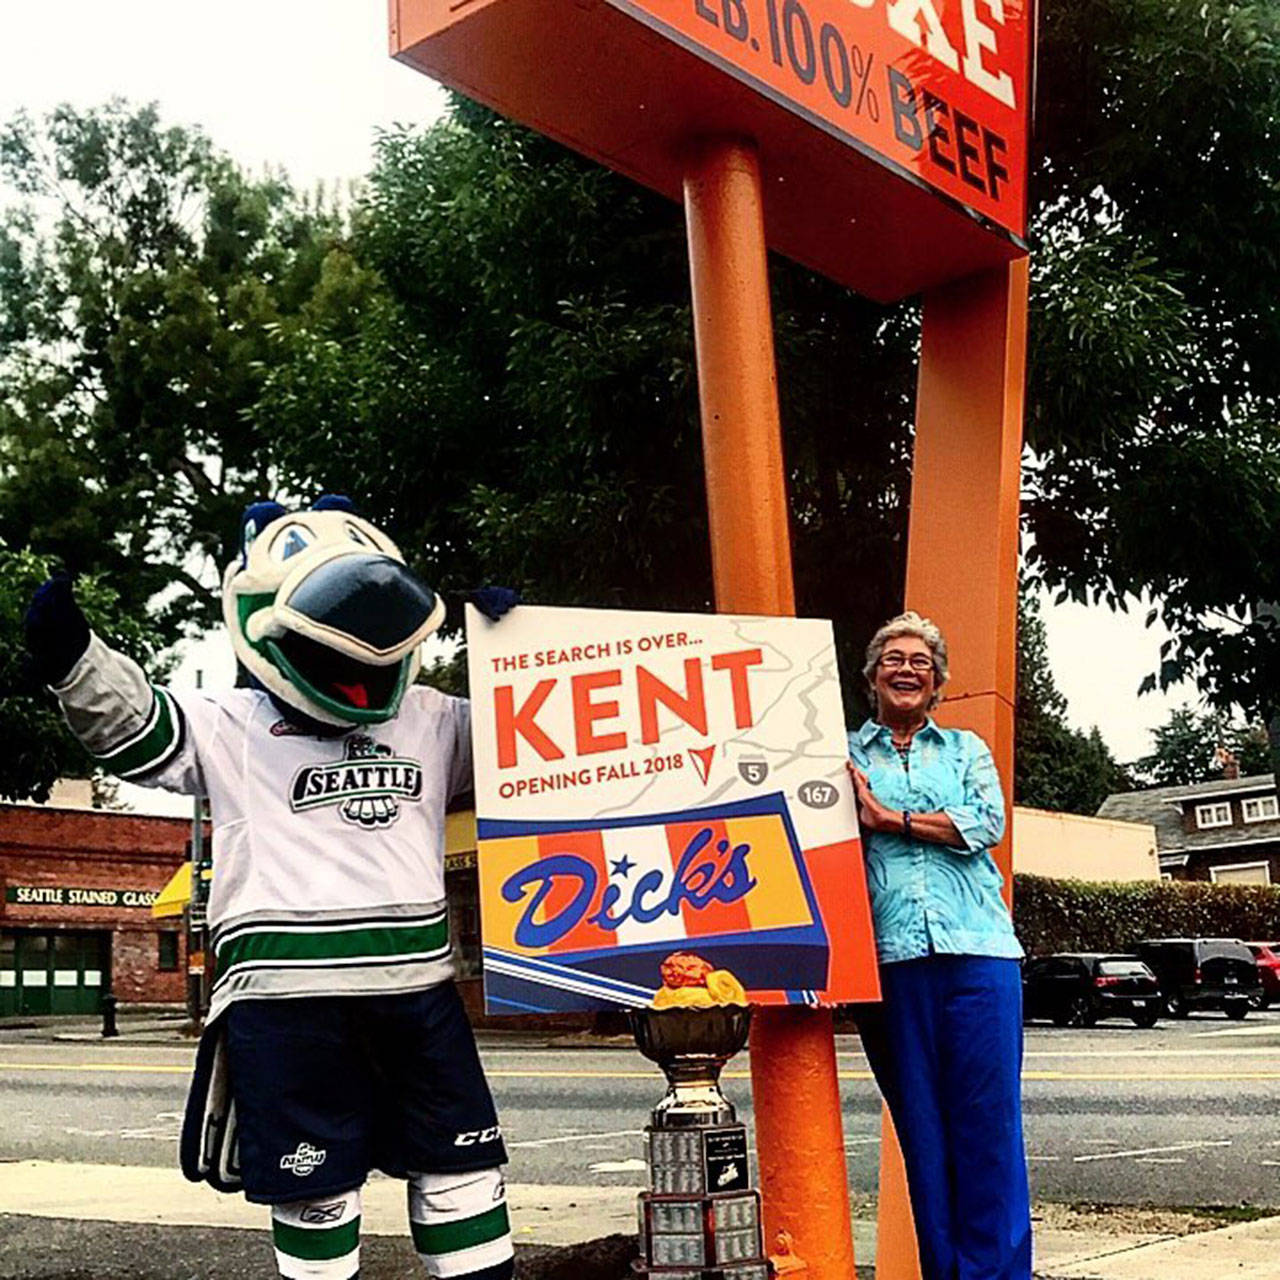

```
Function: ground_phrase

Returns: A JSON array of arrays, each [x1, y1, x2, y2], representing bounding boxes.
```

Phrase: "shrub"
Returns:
[[1012, 874, 1280, 955]]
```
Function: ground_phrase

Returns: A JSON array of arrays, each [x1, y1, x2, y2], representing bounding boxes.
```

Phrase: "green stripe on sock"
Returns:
[[217, 917, 448, 973], [272, 1216, 360, 1262], [411, 1203, 510, 1256], [94, 687, 179, 777]]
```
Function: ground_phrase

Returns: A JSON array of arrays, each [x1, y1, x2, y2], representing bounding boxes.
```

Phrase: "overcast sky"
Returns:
[[1, 1, 1194, 813]]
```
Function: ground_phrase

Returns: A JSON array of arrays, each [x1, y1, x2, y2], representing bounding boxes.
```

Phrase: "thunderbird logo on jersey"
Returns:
[[289, 734, 423, 828], [477, 793, 829, 1011]]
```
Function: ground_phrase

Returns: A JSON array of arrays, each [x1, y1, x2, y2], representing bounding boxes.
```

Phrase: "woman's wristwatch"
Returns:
[[902, 810, 914, 839]]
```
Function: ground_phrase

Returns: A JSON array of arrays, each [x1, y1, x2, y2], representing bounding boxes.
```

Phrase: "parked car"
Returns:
[[1135, 938, 1260, 1019], [1022, 954, 1163, 1028], [1246, 942, 1280, 1009]]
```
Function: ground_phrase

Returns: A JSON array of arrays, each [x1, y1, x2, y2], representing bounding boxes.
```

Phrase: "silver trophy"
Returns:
[[630, 1004, 769, 1279]]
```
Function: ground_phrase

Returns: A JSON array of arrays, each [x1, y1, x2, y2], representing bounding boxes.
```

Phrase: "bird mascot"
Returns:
[[25, 496, 517, 1280]]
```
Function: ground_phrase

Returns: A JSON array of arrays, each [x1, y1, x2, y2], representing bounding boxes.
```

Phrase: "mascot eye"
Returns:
[[269, 522, 315, 562], [346, 523, 372, 547]]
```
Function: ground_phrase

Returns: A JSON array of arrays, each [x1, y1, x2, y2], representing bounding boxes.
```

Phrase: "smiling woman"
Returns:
[[847, 610, 1030, 1280]]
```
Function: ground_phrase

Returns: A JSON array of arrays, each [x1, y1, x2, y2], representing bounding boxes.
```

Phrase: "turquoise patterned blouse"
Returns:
[[848, 718, 1023, 966]]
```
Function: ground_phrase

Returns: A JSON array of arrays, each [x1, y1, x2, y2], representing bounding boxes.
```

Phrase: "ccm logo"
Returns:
[[454, 1126, 502, 1147]]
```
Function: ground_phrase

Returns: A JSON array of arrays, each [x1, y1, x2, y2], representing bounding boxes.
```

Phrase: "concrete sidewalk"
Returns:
[[0, 1160, 1274, 1279]]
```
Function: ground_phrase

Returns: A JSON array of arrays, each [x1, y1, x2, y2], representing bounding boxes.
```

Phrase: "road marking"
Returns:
[[1073, 1141, 1231, 1163], [0, 1061, 188, 1075], [507, 1128, 642, 1149], [1193, 1025, 1280, 1038], [6, 1062, 1280, 1083], [589, 1159, 647, 1174], [1027, 1156, 1059, 1162], [1135, 1158, 1185, 1165]]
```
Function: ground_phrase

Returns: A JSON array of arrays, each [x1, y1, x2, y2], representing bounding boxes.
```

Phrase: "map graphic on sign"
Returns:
[[466, 605, 879, 1013]]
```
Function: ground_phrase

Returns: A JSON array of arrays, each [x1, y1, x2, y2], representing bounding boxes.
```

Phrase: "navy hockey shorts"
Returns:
[[224, 983, 508, 1204]]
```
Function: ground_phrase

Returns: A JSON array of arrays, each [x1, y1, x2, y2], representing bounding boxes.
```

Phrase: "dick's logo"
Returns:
[[290, 735, 423, 828]]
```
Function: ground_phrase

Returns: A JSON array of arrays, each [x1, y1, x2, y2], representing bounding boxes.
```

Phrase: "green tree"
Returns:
[[0, 100, 339, 639], [0, 101, 343, 798], [1015, 594, 1130, 813], [254, 103, 916, 713], [1134, 706, 1273, 788], [1026, 0, 1280, 720]]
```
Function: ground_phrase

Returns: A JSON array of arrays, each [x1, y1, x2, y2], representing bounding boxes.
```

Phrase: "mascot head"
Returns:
[[223, 496, 444, 728]]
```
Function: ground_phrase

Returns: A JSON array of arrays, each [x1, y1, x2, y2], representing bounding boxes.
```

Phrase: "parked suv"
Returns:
[[1023, 954, 1163, 1028], [1135, 938, 1260, 1019], [1246, 942, 1280, 1009]]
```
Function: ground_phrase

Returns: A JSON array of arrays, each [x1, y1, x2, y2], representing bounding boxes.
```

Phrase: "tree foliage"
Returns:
[[1133, 705, 1272, 788], [1026, 0, 1280, 718], [0, 100, 339, 639], [1014, 874, 1280, 957], [254, 102, 916, 712], [1015, 593, 1130, 813]]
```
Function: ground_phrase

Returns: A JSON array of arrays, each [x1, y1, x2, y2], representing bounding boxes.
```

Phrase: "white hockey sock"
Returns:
[[408, 1167, 513, 1278], [271, 1187, 362, 1280]]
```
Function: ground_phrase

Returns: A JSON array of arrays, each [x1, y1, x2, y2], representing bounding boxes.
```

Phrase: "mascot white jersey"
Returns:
[[25, 497, 516, 1280]]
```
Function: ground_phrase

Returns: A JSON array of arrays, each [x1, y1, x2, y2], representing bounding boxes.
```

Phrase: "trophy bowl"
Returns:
[[629, 1004, 752, 1128], [630, 1003, 751, 1067]]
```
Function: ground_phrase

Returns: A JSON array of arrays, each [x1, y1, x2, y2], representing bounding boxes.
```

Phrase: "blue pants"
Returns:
[[856, 955, 1032, 1280]]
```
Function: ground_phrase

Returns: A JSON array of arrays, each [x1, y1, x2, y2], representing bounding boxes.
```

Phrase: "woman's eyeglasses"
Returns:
[[879, 652, 933, 673]]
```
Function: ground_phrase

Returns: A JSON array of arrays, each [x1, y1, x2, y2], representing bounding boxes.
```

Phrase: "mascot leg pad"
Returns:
[[271, 1187, 362, 1280], [408, 1168, 514, 1279]]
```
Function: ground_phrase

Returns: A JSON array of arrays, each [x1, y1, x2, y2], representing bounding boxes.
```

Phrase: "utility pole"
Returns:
[[186, 669, 211, 1027]]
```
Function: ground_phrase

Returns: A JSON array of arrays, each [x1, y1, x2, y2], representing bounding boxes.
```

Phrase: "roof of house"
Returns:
[[1097, 774, 1280, 860]]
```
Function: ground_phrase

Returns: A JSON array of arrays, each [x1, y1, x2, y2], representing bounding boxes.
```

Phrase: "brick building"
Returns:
[[0, 798, 194, 1016]]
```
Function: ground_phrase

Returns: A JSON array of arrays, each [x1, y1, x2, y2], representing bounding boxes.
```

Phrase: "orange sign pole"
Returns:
[[684, 136, 857, 1280], [874, 257, 1031, 1279]]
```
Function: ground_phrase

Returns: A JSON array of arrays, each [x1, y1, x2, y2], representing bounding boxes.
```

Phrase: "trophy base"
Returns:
[[636, 1188, 769, 1280]]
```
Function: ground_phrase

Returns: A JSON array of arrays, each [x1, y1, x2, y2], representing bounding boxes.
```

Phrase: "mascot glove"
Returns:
[[24, 572, 91, 687], [468, 586, 521, 622]]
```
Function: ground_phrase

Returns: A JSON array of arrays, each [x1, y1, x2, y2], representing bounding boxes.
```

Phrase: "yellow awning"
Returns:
[[151, 863, 191, 919], [445, 809, 477, 858]]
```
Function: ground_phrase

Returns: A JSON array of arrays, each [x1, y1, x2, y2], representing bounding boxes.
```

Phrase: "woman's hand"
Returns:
[[848, 763, 900, 834]]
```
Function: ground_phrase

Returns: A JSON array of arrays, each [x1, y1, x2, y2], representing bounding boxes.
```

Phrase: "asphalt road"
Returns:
[[2, 1010, 1278, 1209]]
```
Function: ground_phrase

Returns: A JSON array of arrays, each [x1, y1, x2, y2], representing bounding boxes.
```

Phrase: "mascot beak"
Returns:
[[275, 553, 444, 661], [254, 552, 446, 725]]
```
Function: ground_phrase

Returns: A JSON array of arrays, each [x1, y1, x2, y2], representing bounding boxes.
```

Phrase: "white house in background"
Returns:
[[1097, 773, 1280, 884]]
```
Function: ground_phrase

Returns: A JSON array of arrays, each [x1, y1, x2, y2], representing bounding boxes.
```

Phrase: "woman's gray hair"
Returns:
[[863, 611, 949, 711]]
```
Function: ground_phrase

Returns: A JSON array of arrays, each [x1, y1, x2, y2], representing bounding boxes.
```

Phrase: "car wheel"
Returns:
[[1056, 995, 1095, 1029], [1131, 1008, 1159, 1029], [1165, 993, 1188, 1018], [1247, 990, 1265, 1011], [1225, 1000, 1250, 1021]]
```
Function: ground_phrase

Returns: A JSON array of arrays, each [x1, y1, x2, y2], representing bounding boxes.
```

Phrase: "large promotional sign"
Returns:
[[466, 605, 879, 1013], [615, 0, 1031, 238]]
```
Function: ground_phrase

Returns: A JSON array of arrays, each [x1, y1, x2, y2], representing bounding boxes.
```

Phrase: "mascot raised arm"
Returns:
[[25, 497, 518, 1280]]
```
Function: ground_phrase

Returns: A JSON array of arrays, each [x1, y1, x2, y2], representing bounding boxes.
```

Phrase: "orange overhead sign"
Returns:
[[615, 0, 1030, 239], [390, 0, 1034, 301]]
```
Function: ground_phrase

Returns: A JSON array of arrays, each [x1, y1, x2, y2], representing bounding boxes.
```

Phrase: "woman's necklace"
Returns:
[[888, 722, 922, 770]]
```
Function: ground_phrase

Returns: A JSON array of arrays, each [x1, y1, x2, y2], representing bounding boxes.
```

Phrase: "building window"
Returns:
[[157, 932, 180, 972], [1194, 802, 1232, 829], [1241, 795, 1279, 824], [1210, 861, 1272, 886]]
